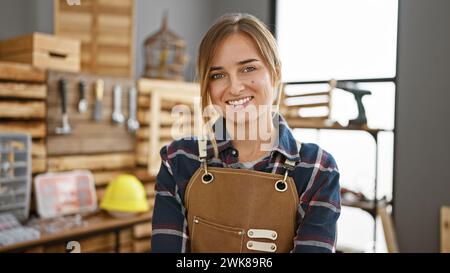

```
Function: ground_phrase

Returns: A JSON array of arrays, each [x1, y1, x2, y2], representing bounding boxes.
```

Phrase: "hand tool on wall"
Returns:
[[94, 79, 104, 122], [77, 80, 88, 113], [55, 79, 72, 135], [127, 86, 140, 133], [112, 84, 125, 124]]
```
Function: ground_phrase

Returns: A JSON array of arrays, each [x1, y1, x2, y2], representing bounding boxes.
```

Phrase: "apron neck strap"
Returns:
[[198, 137, 208, 160]]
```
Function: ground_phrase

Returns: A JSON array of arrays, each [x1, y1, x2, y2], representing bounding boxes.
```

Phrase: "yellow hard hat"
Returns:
[[100, 174, 149, 213]]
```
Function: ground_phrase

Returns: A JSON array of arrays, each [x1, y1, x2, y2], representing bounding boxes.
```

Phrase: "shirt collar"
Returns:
[[205, 113, 301, 163]]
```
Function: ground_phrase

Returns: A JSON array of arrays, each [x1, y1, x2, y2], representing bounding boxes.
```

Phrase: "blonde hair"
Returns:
[[196, 13, 282, 158]]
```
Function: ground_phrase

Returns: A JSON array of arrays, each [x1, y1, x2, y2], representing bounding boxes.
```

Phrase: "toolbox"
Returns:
[[0, 134, 32, 222], [0, 32, 80, 72]]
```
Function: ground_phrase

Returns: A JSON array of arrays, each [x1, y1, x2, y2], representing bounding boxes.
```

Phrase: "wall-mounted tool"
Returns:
[[55, 79, 72, 135], [77, 80, 88, 113], [127, 86, 140, 133], [112, 84, 125, 124], [335, 81, 372, 126], [94, 79, 104, 122]]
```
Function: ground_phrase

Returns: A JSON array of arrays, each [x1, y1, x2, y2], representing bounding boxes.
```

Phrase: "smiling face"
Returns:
[[208, 32, 275, 125]]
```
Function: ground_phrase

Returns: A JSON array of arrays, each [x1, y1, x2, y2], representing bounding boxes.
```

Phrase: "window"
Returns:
[[276, 0, 398, 252]]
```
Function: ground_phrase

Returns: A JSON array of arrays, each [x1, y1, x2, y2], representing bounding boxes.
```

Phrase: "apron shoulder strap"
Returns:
[[198, 137, 208, 160]]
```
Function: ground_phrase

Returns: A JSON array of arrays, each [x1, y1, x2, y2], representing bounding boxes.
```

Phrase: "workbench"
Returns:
[[0, 211, 152, 253]]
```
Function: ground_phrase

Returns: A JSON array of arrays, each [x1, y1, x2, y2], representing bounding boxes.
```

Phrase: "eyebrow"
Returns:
[[209, 58, 259, 72]]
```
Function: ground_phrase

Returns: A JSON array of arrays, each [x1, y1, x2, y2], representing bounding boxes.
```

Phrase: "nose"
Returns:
[[229, 74, 245, 96]]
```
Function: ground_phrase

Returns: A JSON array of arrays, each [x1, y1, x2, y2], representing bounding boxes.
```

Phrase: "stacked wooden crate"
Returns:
[[136, 79, 199, 176], [0, 61, 47, 174], [54, 0, 135, 77]]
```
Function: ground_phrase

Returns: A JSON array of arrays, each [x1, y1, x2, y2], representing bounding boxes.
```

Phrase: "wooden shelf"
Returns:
[[341, 198, 389, 214], [285, 118, 391, 135]]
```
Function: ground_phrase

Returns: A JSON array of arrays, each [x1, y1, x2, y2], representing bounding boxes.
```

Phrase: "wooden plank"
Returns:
[[378, 205, 399, 253], [133, 167, 156, 183], [133, 238, 151, 253], [32, 157, 47, 174], [93, 169, 136, 187], [441, 206, 450, 253], [138, 79, 199, 97], [138, 95, 194, 111], [0, 121, 46, 138], [0, 32, 79, 55], [47, 135, 135, 156], [97, 14, 131, 28], [133, 222, 152, 239], [32, 139, 47, 158], [97, 51, 130, 66], [44, 229, 133, 253], [0, 61, 46, 82], [0, 83, 47, 99], [138, 110, 175, 126], [47, 153, 135, 172], [98, 0, 133, 8], [0, 52, 80, 73], [0, 101, 45, 119], [47, 122, 133, 138], [119, 242, 134, 253]]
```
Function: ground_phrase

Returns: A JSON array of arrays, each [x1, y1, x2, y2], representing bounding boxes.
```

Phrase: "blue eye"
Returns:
[[210, 73, 225, 80], [243, 66, 256, 73]]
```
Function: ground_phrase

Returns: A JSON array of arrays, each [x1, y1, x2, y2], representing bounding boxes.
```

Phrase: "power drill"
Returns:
[[335, 81, 372, 125]]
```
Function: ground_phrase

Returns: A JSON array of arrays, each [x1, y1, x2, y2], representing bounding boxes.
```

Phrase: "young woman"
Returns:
[[151, 13, 341, 253]]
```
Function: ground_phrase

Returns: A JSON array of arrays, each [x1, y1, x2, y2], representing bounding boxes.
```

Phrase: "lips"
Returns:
[[226, 96, 254, 106]]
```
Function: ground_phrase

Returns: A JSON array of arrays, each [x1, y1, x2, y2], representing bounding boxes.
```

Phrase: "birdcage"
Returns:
[[143, 14, 189, 81]]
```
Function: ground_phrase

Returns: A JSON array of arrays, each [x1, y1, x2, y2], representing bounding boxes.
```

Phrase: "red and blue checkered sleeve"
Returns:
[[151, 145, 189, 253], [293, 147, 341, 253]]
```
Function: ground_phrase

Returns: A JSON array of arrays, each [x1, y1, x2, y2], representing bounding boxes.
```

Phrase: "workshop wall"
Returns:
[[395, 0, 450, 252], [0, 0, 271, 81]]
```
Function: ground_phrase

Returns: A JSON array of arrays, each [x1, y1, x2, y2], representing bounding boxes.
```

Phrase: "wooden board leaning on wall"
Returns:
[[136, 79, 200, 176], [54, 0, 135, 77]]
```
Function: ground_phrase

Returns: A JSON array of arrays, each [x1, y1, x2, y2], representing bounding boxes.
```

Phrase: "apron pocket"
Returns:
[[191, 216, 244, 253]]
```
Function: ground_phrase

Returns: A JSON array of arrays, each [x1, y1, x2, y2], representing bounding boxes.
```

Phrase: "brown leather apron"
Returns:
[[184, 138, 299, 253]]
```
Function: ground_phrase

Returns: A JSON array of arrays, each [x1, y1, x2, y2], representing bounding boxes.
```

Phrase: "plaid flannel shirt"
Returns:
[[151, 114, 341, 253]]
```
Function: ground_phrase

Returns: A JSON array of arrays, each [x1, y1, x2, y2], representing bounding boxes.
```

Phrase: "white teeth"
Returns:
[[227, 96, 252, 105]]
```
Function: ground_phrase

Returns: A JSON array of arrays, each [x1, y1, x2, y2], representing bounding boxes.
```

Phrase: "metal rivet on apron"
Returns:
[[272, 233, 277, 238], [271, 245, 276, 250], [247, 242, 253, 247], [248, 231, 253, 236], [202, 172, 214, 184], [238, 231, 243, 235], [194, 219, 199, 224], [275, 180, 288, 192]]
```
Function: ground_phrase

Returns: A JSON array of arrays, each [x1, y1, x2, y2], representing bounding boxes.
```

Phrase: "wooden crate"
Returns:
[[0, 33, 80, 72], [280, 82, 335, 128], [54, 0, 135, 77], [137, 79, 199, 176], [0, 62, 47, 174]]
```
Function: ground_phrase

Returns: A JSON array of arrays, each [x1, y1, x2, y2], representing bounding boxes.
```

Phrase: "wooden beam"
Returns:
[[0, 83, 47, 99], [0, 121, 46, 138], [0, 61, 46, 82], [0, 101, 46, 119], [48, 153, 136, 172]]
